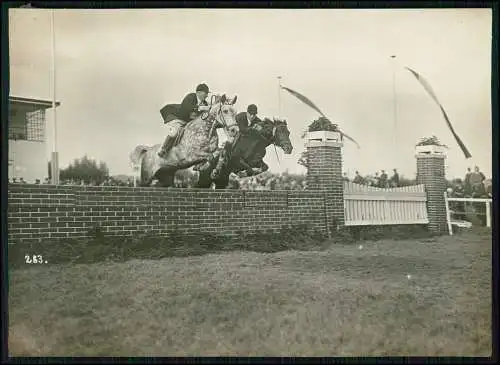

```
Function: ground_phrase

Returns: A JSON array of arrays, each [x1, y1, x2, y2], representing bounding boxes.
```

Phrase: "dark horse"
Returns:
[[196, 117, 293, 189]]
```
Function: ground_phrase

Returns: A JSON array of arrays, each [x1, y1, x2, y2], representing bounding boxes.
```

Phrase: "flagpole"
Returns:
[[390, 55, 398, 169], [277, 76, 282, 117], [50, 10, 59, 185]]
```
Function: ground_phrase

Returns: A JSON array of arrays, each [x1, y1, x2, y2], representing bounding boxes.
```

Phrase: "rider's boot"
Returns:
[[158, 136, 175, 158]]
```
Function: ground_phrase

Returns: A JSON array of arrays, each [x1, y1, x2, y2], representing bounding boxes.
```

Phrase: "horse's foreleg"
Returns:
[[211, 143, 232, 180], [214, 172, 230, 189], [195, 168, 213, 188], [243, 156, 268, 176], [254, 161, 269, 174], [236, 157, 255, 176], [192, 148, 221, 172]]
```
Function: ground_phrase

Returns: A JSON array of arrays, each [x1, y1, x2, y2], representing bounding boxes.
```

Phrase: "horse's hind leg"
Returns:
[[139, 158, 154, 186], [157, 170, 175, 188], [211, 142, 231, 180], [214, 171, 230, 189], [195, 154, 220, 188], [195, 169, 213, 188], [139, 178, 153, 187]]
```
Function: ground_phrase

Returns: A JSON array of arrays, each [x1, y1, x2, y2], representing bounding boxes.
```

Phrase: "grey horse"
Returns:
[[130, 94, 239, 187]]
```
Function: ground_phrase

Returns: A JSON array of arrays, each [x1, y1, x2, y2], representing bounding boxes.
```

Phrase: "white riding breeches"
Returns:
[[164, 119, 186, 138]]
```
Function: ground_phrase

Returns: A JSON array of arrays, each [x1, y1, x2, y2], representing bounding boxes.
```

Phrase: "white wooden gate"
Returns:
[[343, 182, 429, 226], [444, 192, 492, 235]]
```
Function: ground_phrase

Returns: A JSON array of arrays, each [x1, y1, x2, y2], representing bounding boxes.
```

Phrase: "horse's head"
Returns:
[[258, 117, 293, 154], [205, 93, 239, 139]]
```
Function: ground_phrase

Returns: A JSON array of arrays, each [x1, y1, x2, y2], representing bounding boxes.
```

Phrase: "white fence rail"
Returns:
[[343, 182, 429, 226], [444, 192, 492, 235]]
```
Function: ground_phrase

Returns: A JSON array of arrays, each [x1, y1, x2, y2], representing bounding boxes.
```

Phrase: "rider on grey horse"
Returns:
[[158, 83, 211, 158]]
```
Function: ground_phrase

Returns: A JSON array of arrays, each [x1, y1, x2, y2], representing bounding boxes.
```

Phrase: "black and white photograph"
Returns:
[[6, 6, 493, 357]]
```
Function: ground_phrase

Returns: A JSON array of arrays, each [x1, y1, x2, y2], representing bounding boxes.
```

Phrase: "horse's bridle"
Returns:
[[253, 121, 284, 165], [201, 95, 236, 138], [254, 122, 279, 145]]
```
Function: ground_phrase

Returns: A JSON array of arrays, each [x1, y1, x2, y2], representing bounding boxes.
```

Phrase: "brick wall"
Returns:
[[416, 155, 448, 234], [7, 184, 327, 244]]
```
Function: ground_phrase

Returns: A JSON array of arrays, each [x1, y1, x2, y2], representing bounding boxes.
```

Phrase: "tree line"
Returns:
[[48, 155, 110, 185]]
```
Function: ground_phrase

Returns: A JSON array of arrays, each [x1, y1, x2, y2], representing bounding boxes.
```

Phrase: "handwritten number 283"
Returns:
[[24, 255, 43, 264]]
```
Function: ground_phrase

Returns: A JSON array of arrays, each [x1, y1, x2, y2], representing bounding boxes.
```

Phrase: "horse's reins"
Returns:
[[253, 122, 281, 166], [202, 101, 283, 166]]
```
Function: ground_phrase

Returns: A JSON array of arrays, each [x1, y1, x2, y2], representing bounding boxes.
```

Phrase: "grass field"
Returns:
[[8, 228, 491, 356]]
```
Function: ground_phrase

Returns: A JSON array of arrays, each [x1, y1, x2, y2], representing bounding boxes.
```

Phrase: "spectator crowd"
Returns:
[[446, 166, 492, 225], [447, 166, 491, 199], [9, 166, 491, 197], [9, 176, 135, 187], [348, 169, 403, 188]]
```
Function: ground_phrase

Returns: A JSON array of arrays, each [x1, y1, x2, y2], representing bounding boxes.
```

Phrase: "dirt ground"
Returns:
[[8, 228, 491, 356]]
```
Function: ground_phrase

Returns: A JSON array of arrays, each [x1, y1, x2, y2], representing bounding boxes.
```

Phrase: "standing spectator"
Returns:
[[270, 177, 277, 190], [390, 168, 400, 187], [379, 170, 388, 188], [469, 166, 486, 197], [451, 184, 466, 220], [464, 167, 472, 196], [353, 171, 363, 184], [343, 172, 349, 182], [484, 179, 492, 198]]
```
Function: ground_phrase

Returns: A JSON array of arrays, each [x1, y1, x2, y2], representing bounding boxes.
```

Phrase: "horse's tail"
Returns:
[[130, 145, 150, 168]]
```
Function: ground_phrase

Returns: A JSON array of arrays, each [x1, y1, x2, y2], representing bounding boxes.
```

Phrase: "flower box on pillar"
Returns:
[[415, 144, 447, 157], [305, 130, 343, 148]]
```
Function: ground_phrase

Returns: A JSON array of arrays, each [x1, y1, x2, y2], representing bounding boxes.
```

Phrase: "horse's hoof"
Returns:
[[199, 161, 211, 171]]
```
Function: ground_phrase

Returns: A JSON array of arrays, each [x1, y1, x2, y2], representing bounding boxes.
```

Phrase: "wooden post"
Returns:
[[486, 201, 491, 228], [444, 191, 453, 236]]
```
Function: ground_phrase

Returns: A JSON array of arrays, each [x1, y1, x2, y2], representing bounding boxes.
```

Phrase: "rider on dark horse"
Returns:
[[158, 83, 211, 158], [235, 104, 261, 135], [232, 109, 273, 176]]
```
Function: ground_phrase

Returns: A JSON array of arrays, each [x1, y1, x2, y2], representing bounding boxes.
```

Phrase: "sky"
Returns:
[[8, 8, 492, 179]]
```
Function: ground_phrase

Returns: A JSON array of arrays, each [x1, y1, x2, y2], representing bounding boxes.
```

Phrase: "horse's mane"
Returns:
[[255, 117, 288, 138], [256, 118, 275, 138]]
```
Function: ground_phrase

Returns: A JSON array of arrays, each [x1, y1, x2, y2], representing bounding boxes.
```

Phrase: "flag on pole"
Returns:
[[405, 67, 471, 159], [280, 86, 327, 118], [280, 85, 360, 148]]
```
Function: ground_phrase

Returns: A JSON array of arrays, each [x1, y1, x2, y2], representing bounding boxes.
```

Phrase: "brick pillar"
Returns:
[[415, 144, 448, 234], [305, 131, 344, 236]]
